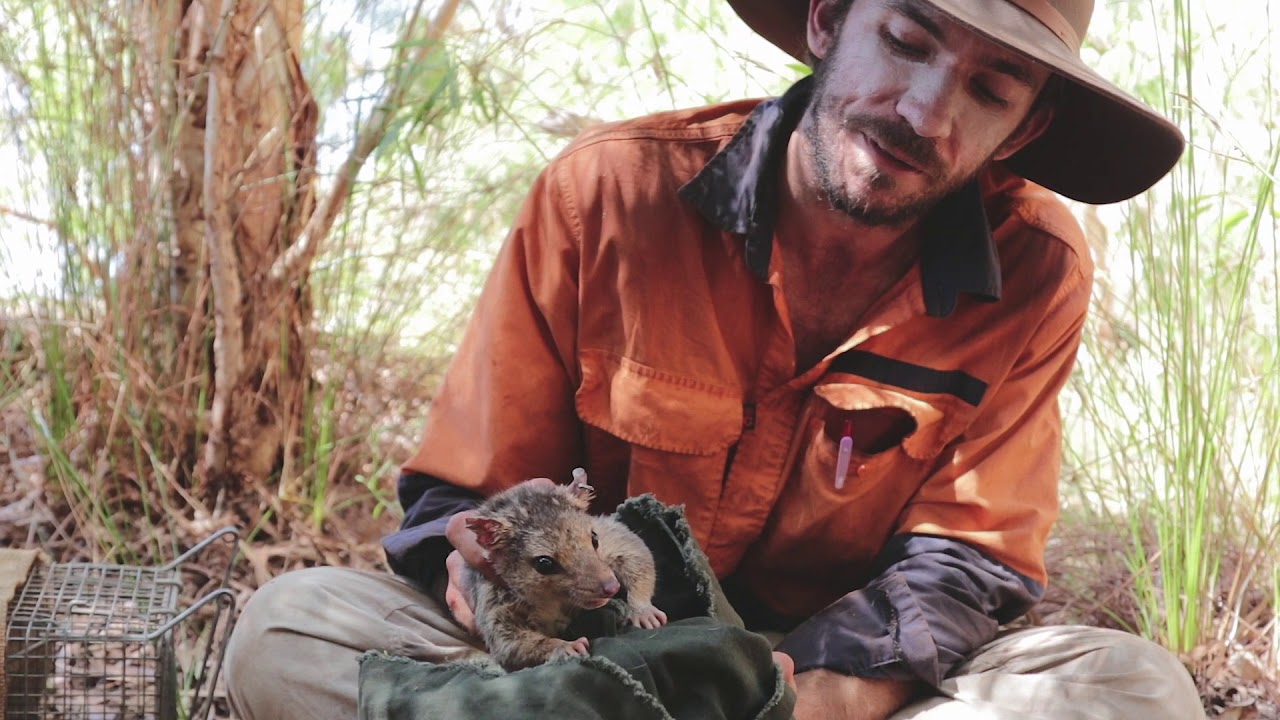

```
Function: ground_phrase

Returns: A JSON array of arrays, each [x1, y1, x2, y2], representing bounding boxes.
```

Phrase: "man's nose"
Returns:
[[896, 69, 959, 139]]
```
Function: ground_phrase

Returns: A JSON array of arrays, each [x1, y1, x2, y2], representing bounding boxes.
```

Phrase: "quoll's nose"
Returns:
[[601, 577, 620, 598]]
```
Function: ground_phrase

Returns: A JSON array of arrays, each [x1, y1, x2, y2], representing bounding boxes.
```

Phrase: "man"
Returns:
[[225, 0, 1203, 717]]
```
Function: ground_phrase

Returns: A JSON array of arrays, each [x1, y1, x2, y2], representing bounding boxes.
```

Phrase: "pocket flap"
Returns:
[[576, 350, 742, 456], [814, 380, 972, 461]]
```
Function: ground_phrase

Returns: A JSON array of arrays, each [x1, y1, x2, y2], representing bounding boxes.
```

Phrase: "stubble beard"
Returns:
[[803, 63, 991, 227]]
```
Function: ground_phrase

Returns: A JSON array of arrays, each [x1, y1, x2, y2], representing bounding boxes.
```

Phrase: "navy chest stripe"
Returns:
[[830, 350, 988, 407]]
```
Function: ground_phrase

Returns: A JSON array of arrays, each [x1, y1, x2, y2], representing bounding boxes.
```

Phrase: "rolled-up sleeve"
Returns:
[[382, 471, 482, 585], [775, 534, 1042, 684]]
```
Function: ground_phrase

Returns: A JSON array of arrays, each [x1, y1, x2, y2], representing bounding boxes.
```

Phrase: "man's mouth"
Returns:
[[864, 133, 923, 174]]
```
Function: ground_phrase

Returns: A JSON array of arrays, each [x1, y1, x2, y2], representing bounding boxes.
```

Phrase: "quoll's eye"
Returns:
[[591, 531, 599, 550], [532, 556, 561, 575]]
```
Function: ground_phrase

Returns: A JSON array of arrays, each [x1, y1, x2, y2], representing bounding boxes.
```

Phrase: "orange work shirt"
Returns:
[[402, 80, 1091, 630]]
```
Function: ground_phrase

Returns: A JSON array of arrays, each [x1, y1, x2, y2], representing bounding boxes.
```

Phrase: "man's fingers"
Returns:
[[445, 585, 478, 635], [445, 549, 470, 582], [444, 551, 479, 635], [773, 651, 796, 690], [445, 511, 480, 555], [446, 511, 494, 575]]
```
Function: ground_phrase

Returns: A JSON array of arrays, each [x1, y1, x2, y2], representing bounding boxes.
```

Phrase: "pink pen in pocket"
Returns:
[[833, 418, 854, 490]]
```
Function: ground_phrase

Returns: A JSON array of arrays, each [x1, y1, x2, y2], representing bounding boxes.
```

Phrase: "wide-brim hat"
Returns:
[[727, 0, 1185, 204]]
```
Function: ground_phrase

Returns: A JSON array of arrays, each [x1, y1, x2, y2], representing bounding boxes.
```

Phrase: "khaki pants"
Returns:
[[224, 567, 1204, 720]]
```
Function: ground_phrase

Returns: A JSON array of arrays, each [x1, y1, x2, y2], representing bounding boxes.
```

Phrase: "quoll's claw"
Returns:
[[550, 637, 592, 661], [628, 603, 668, 629]]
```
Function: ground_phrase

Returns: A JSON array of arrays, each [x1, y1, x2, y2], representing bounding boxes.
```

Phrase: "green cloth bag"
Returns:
[[357, 495, 795, 720]]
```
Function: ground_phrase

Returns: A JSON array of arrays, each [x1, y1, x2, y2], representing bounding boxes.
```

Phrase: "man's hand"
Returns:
[[773, 651, 921, 720], [441, 477, 557, 635], [443, 548, 481, 635]]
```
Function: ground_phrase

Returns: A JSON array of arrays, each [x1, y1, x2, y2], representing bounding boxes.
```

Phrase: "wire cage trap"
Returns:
[[4, 527, 239, 720]]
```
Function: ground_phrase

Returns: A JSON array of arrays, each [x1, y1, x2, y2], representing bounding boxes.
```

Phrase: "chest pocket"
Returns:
[[773, 352, 984, 553], [813, 380, 972, 468], [574, 349, 743, 534], [737, 356, 988, 616], [819, 349, 985, 465], [780, 353, 987, 529], [750, 366, 978, 605]]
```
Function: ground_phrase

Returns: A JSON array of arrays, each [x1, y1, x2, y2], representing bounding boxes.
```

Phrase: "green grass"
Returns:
[[1060, 0, 1278, 671]]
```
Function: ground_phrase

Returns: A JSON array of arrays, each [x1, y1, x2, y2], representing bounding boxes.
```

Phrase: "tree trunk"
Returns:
[[170, 0, 318, 498]]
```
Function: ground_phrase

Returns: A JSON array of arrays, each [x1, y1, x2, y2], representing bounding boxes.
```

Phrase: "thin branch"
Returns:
[[269, 0, 462, 281], [0, 205, 58, 229], [201, 0, 245, 481]]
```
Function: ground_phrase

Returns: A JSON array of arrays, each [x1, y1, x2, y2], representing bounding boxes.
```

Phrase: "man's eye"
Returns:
[[533, 556, 561, 575], [880, 29, 926, 58], [974, 83, 1010, 109]]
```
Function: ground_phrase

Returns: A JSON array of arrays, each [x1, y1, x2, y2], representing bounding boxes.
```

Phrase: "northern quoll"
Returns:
[[464, 472, 667, 670]]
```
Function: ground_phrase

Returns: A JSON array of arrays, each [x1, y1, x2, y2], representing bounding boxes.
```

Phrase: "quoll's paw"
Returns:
[[548, 637, 591, 661], [628, 602, 668, 629]]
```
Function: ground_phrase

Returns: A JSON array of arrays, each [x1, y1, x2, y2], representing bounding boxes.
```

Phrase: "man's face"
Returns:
[[802, 0, 1053, 226]]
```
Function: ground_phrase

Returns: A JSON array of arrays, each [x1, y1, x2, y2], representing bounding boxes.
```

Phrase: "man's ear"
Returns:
[[466, 516, 514, 551], [807, 0, 843, 62], [994, 103, 1055, 161]]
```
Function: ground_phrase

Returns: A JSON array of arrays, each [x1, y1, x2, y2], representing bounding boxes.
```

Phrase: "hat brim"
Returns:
[[727, 0, 1185, 204]]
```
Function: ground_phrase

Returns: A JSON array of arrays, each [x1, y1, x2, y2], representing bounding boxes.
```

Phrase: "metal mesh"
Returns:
[[4, 529, 237, 720]]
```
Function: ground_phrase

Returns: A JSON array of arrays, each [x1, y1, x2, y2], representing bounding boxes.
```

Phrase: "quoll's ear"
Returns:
[[466, 516, 514, 550], [567, 470, 595, 511]]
